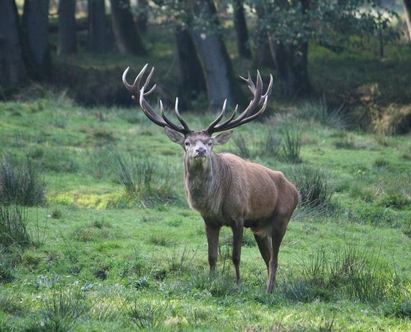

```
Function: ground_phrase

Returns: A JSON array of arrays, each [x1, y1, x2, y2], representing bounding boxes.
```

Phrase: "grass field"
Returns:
[[2, 16, 411, 330], [1, 80, 410, 330]]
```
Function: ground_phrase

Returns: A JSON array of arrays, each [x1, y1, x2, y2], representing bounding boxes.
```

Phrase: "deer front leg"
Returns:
[[205, 222, 220, 273], [231, 222, 244, 285]]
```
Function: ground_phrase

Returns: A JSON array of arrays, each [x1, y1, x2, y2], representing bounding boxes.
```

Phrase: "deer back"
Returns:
[[185, 151, 295, 227]]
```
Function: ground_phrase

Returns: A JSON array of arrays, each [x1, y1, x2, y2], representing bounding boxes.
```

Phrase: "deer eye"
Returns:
[[207, 141, 212, 146], [184, 141, 190, 147]]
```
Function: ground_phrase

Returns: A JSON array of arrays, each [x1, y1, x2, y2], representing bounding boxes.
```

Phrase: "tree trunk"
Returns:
[[267, 0, 312, 97], [270, 41, 311, 98], [136, 0, 148, 33], [110, 0, 146, 55], [189, 0, 246, 112], [175, 25, 207, 111], [88, 0, 108, 53], [58, 0, 77, 55], [22, 0, 52, 80], [0, 0, 27, 87], [233, 0, 252, 59], [403, 0, 411, 42], [253, 4, 276, 70]]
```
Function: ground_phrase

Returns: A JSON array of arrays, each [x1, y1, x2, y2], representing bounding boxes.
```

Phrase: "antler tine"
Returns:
[[205, 99, 227, 133], [208, 71, 273, 134], [174, 98, 191, 132], [261, 72, 273, 101], [209, 104, 238, 132], [158, 99, 190, 133], [138, 86, 170, 127], [122, 64, 191, 134], [122, 66, 135, 93]]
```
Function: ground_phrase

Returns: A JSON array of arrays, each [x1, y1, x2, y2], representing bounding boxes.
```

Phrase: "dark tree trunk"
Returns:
[[253, 33, 275, 70], [268, 0, 312, 97], [110, 0, 146, 55], [0, 0, 27, 87], [403, 0, 411, 42], [190, 0, 246, 112], [88, 0, 108, 53], [233, 0, 252, 59], [22, 0, 52, 80], [253, 3, 275, 69], [136, 0, 148, 33], [58, 0, 77, 55], [271, 41, 311, 98], [175, 25, 207, 111]]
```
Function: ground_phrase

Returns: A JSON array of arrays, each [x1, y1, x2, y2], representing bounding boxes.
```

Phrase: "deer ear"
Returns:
[[165, 127, 185, 146], [212, 130, 233, 145]]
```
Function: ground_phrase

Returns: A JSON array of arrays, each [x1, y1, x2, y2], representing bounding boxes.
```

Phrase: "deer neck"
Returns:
[[184, 151, 218, 184], [184, 152, 223, 213]]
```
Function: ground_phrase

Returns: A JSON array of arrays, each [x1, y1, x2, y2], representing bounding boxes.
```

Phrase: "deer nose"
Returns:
[[196, 147, 206, 156]]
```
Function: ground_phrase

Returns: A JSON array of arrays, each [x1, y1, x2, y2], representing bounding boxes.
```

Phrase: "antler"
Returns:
[[122, 64, 191, 135], [206, 71, 273, 134]]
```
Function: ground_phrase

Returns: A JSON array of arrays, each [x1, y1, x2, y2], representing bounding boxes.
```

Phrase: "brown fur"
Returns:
[[122, 65, 298, 292], [166, 128, 299, 293]]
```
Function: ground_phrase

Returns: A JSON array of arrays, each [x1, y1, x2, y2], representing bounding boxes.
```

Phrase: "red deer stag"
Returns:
[[122, 64, 299, 293]]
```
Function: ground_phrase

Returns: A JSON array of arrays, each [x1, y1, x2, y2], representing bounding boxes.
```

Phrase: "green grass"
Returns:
[[1, 24, 411, 329], [1, 91, 410, 331]]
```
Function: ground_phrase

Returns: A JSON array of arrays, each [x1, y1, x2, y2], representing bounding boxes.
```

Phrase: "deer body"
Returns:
[[185, 151, 291, 229], [122, 64, 299, 292]]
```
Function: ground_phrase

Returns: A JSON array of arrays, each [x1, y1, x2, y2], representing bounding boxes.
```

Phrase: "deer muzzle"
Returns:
[[195, 147, 207, 158]]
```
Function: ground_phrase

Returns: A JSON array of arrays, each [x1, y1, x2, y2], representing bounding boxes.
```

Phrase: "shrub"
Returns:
[[298, 96, 346, 129], [385, 299, 411, 319], [0, 205, 32, 252], [280, 126, 302, 163], [39, 147, 80, 173], [0, 156, 46, 206], [0, 249, 15, 283], [263, 131, 282, 157], [125, 298, 167, 330], [288, 165, 333, 209], [378, 190, 411, 210], [232, 134, 251, 159], [232, 131, 281, 160], [30, 287, 90, 332], [283, 247, 409, 304], [95, 146, 181, 207]]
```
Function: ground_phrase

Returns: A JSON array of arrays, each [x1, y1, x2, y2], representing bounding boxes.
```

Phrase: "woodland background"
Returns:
[[1, 0, 411, 133]]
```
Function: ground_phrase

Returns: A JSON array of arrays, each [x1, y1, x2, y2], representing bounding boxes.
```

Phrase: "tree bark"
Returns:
[[253, 4, 276, 70], [88, 0, 108, 53], [0, 0, 27, 87], [175, 25, 207, 111], [22, 0, 52, 80], [189, 0, 246, 112], [403, 0, 411, 42], [233, 0, 252, 59], [267, 0, 312, 97], [270, 41, 311, 98], [110, 0, 146, 55], [136, 0, 148, 33], [58, 0, 77, 55]]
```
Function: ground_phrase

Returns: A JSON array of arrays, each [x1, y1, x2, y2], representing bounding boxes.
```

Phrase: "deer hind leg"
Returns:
[[253, 233, 271, 272], [205, 222, 220, 273], [266, 226, 286, 293]]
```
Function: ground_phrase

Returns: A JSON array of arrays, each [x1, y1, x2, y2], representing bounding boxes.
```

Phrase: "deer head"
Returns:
[[121, 64, 273, 157]]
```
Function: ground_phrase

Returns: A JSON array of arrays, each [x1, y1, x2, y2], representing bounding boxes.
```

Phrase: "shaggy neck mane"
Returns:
[[184, 153, 229, 215]]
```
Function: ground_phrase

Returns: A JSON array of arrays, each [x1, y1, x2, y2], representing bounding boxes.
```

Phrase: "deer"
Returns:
[[122, 64, 299, 293]]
